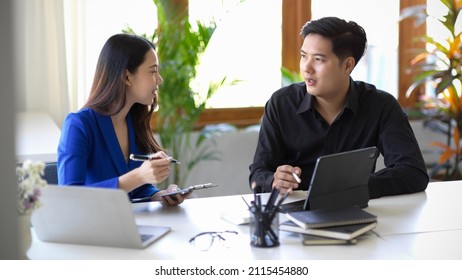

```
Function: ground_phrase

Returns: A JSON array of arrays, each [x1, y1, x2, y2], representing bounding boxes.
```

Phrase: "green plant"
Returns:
[[125, 0, 229, 187], [281, 66, 303, 87], [401, 0, 462, 180]]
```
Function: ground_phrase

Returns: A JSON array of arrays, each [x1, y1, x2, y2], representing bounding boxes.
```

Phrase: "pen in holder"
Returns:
[[249, 186, 287, 247]]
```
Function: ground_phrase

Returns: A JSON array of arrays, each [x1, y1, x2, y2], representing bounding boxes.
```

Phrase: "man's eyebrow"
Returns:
[[300, 49, 327, 57]]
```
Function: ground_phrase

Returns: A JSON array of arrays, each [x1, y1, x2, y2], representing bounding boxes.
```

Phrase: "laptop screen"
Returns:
[[303, 146, 378, 210]]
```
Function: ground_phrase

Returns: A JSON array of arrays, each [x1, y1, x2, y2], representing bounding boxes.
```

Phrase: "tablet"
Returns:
[[279, 147, 377, 212], [159, 183, 219, 197]]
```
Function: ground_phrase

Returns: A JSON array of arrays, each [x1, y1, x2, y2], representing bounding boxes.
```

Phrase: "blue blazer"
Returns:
[[57, 108, 159, 199]]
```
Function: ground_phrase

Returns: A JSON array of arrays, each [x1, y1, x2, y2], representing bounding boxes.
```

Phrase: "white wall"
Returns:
[[183, 129, 258, 198], [0, 0, 21, 259]]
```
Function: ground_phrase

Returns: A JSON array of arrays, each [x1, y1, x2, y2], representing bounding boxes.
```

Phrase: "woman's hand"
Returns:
[[152, 184, 193, 206], [137, 151, 171, 185]]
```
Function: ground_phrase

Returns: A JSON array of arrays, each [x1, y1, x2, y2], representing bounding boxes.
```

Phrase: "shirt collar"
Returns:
[[296, 86, 313, 114], [296, 78, 359, 116], [345, 78, 359, 116]]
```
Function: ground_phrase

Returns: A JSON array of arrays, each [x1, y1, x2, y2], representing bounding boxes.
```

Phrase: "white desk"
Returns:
[[15, 111, 61, 163], [27, 180, 462, 260], [367, 182, 462, 235]]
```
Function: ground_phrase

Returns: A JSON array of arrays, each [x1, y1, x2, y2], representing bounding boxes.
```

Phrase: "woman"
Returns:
[[57, 34, 190, 206]]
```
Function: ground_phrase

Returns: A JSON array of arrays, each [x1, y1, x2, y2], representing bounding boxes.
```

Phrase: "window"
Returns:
[[425, 0, 461, 98], [82, 0, 157, 108], [189, 0, 282, 108], [78, 0, 428, 125], [81, 0, 281, 109]]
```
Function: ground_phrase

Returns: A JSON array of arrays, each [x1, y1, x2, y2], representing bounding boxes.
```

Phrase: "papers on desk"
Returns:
[[222, 191, 306, 226], [220, 209, 251, 225]]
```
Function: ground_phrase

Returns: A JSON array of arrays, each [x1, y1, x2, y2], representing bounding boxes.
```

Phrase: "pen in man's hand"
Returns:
[[292, 172, 301, 183], [129, 154, 181, 164]]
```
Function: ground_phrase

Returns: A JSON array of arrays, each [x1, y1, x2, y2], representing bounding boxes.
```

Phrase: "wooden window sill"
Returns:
[[150, 107, 264, 132]]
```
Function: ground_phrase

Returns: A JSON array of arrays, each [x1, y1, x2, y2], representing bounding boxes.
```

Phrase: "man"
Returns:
[[249, 17, 428, 198]]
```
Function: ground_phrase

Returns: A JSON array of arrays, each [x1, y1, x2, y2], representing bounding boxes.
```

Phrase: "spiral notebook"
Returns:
[[301, 233, 358, 245], [280, 219, 377, 240], [286, 205, 377, 229]]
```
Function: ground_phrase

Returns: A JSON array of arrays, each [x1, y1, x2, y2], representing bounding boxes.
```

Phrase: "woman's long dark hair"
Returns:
[[84, 33, 163, 153]]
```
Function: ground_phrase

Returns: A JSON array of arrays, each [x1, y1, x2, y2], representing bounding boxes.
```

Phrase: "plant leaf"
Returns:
[[438, 149, 455, 164], [430, 141, 451, 150], [453, 124, 460, 148]]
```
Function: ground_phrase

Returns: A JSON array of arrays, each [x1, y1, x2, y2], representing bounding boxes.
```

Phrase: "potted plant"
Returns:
[[16, 160, 47, 258], [125, 0, 230, 187], [401, 0, 462, 180]]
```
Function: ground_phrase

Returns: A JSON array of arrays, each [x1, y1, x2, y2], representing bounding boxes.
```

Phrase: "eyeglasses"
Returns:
[[189, 230, 238, 251]]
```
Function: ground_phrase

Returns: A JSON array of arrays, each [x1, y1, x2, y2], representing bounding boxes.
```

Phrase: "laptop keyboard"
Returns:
[[279, 200, 306, 213], [140, 234, 153, 242]]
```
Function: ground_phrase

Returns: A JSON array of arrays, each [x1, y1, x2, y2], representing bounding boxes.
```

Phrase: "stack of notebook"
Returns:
[[279, 206, 377, 245]]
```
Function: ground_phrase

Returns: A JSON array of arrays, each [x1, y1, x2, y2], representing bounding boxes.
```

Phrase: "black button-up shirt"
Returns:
[[249, 80, 429, 198]]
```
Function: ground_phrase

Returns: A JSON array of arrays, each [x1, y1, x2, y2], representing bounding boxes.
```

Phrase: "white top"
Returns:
[[27, 180, 462, 260]]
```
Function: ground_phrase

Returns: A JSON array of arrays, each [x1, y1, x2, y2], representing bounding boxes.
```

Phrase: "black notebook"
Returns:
[[286, 206, 377, 229], [280, 219, 377, 240]]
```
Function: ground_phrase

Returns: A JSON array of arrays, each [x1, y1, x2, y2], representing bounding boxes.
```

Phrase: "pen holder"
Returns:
[[249, 207, 279, 247]]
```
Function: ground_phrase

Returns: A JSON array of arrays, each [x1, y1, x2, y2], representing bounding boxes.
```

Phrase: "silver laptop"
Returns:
[[31, 185, 170, 249], [280, 147, 378, 212]]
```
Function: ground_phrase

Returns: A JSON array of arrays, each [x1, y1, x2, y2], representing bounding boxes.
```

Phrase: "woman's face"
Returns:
[[125, 48, 163, 107]]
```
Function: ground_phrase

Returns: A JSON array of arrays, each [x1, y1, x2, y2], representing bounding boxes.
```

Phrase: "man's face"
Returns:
[[299, 34, 352, 100]]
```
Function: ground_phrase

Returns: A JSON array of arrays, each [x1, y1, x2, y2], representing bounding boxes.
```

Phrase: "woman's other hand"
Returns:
[[153, 184, 193, 206]]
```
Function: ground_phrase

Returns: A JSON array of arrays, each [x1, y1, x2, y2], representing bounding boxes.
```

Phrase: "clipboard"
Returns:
[[159, 183, 219, 197], [130, 183, 219, 203]]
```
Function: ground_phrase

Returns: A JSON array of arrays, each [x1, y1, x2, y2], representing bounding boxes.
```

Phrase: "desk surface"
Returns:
[[15, 111, 61, 163], [27, 180, 462, 260]]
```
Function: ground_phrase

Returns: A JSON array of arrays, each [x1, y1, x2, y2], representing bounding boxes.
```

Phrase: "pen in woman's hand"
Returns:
[[129, 154, 181, 164]]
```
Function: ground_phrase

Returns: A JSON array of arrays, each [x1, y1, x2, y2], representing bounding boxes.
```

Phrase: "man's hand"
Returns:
[[272, 165, 302, 194]]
